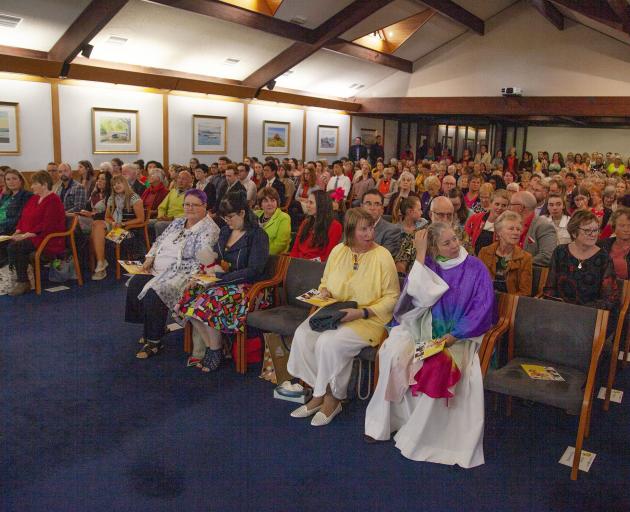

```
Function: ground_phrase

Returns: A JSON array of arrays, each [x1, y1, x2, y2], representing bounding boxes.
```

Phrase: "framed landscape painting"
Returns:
[[92, 107, 138, 154], [263, 121, 290, 154], [193, 115, 227, 154], [0, 102, 20, 154], [317, 125, 338, 155]]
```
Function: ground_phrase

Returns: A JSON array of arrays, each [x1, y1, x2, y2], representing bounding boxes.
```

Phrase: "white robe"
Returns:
[[364, 254, 486, 468]]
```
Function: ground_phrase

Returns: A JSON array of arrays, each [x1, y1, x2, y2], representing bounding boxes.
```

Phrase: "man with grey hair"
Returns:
[[122, 163, 146, 196], [428, 195, 471, 252], [509, 191, 557, 266], [57, 162, 86, 213], [441, 175, 456, 195]]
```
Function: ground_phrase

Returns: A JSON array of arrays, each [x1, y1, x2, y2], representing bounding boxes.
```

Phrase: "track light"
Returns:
[[80, 44, 93, 59], [59, 61, 70, 79], [266, 79, 276, 91]]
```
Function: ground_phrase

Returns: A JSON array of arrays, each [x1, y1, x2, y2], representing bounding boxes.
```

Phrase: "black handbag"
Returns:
[[309, 301, 358, 332]]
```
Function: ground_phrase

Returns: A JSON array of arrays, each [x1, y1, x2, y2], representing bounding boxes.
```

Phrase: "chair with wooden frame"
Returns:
[[479, 292, 517, 376], [183, 254, 289, 374], [33, 215, 84, 295], [602, 279, 630, 410], [115, 208, 152, 280], [483, 295, 609, 480], [531, 265, 549, 298]]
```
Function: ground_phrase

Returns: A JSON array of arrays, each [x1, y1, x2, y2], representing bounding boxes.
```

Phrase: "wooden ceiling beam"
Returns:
[[531, 0, 564, 30], [550, 0, 625, 32], [606, 0, 630, 32], [419, 0, 484, 35], [151, 0, 313, 43], [48, 0, 129, 65], [358, 96, 630, 116], [243, 0, 394, 91], [323, 39, 413, 72]]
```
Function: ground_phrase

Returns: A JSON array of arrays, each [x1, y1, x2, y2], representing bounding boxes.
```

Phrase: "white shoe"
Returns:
[[290, 403, 322, 418], [311, 403, 342, 427], [94, 260, 109, 273], [91, 269, 107, 281]]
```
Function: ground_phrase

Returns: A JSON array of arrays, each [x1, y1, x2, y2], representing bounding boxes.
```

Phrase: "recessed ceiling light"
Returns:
[[280, 70, 294, 78], [349, 83, 365, 89], [290, 16, 307, 25], [0, 14, 22, 29], [224, 58, 240, 65], [105, 36, 128, 46], [388, 31, 394, 37]]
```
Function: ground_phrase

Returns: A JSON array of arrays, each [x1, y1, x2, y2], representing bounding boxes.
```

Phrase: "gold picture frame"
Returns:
[[0, 102, 20, 155], [193, 115, 227, 154], [263, 120, 290, 155], [92, 107, 139, 154]]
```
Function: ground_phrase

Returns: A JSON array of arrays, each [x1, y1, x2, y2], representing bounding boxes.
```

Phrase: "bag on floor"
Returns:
[[259, 333, 292, 384], [0, 264, 35, 295], [231, 335, 263, 366], [48, 257, 77, 282]]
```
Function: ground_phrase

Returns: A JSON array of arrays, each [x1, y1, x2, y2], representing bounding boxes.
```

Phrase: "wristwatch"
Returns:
[[362, 308, 369, 319]]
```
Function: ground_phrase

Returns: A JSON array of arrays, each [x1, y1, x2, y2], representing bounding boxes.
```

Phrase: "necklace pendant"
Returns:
[[577, 262, 582, 269]]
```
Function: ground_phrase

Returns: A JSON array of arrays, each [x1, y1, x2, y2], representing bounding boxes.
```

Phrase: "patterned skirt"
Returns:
[[177, 283, 271, 333]]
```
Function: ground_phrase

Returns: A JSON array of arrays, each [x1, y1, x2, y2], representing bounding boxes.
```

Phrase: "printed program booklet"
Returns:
[[118, 260, 153, 275], [106, 227, 130, 244], [521, 364, 565, 381], [413, 338, 446, 362], [191, 273, 220, 285], [296, 289, 337, 308]]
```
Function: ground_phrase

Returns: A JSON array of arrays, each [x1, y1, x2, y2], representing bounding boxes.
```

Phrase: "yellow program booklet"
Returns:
[[296, 289, 337, 308], [106, 227, 130, 244], [191, 273, 220, 285], [414, 338, 446, 362], [118, 260, 153, 275], [521, 364, 564, 381]]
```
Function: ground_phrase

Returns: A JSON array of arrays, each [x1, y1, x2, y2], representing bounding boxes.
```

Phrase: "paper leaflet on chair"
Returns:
[[106, 227, 130, 244], [296, 288, 337, 308], [521, 364, 564, 381], [0, 235, 12, 242], [117, 260, 153, 275]]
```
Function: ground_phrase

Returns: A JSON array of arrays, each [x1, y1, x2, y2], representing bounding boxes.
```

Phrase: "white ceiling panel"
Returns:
[[0, 0, 91, 51], [87, 0, 294, 80], [341, 0, 421, 41], [274, 49, 396, 98], [393, 13, 465, 61], [273, 0, 356, 29]]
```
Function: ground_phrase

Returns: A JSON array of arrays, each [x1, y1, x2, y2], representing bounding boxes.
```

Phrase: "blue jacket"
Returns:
[[215, 224, 269, 285], [0, 189, 33, 235]]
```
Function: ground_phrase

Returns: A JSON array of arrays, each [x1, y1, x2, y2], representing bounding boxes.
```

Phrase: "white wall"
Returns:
[[246, 103, 304, 160], [384, 119, 398, 162], [526, 126, 630, 157], [168, 94, 244, 164], [304, 110, 350, 162], [0, 79, 53, 170], [58, 83, 163, 166], [359, 1, 630, 98]]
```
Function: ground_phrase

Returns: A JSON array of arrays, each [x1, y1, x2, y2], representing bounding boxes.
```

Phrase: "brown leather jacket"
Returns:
[[478, 242, 533, 296]]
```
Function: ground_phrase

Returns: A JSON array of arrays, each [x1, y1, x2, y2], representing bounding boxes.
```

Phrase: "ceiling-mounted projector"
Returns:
[[501, 87, 523, 97]]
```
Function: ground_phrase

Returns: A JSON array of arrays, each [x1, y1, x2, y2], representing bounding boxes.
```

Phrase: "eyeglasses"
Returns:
[[578, 227, 600, 236], [183, 202, 204, 208], [431, 211, 453, 219], [362, 201, 382, 207]]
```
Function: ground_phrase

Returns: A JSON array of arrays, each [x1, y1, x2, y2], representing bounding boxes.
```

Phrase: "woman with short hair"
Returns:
[[256, 187, 291, 255], [544, 210, 618, 310], [478, 211, 532, 295], [78, 160, 96, 198], [288, 208, 400, 426], [465, 189, 509, 255], [544, 192, 571, 245], [387, 171, 417, 222], [5, 171, 66, 296], [141, 167, 170, 212], [464, 175, 483, 213]]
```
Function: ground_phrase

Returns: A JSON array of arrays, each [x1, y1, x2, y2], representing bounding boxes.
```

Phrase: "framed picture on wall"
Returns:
[[193, 115, 227, 154], [317, 125, 339, 155], [360, 128, 377, 146], [263, 121, 290, 154], [92, 107, 139, 154], [0, 102, 20, 155]]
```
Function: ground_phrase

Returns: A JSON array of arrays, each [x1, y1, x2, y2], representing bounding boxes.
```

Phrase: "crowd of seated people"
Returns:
[[2, 143, 630, 469]]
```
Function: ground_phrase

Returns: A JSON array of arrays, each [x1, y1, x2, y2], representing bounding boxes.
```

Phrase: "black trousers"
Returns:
[[124, 274, 169, 342], [7, 239, 35, 282]]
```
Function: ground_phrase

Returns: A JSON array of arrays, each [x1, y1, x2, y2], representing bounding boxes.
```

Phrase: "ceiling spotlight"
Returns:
[[266, 79, 276, 91], [80, 44, 93, 59], [59, 61, 70, 79], [371, 30, 386, 41]]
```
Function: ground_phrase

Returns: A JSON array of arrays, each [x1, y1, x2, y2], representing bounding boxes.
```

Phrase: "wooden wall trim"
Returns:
[[243, 102, 248, 160], [302, 110, 307, 161], [162, 93, 169, 168], [50, 81, 62, 163]]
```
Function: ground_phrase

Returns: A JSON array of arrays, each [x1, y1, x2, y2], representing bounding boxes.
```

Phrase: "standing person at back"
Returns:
[[349, 137, 368, 162], [369, 135, 384, 166]]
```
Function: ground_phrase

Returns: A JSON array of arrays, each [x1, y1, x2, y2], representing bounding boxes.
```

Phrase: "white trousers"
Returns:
[[287, 318, 369, 399]]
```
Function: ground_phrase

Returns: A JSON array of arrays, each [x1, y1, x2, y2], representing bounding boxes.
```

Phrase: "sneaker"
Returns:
[[91, 269, 107, 281], [9, 281, 31, 296], [94, 260, 109, 273]]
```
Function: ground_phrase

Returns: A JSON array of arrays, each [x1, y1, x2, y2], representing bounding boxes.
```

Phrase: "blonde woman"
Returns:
[[91, 175, 144, 280], [388, 171, 417, 222]]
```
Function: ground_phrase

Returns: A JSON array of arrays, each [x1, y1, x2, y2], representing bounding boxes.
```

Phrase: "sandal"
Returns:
[[186, 356, 202, 367], [137, 337, 145, 345], [200, 347, 223, 373], [136, 341, 163, 359]]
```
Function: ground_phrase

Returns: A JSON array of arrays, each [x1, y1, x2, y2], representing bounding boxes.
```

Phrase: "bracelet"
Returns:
[[362, 308, 369, 319]]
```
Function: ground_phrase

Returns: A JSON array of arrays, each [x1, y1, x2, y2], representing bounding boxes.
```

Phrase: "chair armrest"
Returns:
[[34, 217, 77, 259], [245, 277, 284, 312], [480, 318, 511, 377]]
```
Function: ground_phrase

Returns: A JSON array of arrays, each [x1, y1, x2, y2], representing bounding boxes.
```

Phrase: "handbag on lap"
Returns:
[[309, 301, 358, 332]]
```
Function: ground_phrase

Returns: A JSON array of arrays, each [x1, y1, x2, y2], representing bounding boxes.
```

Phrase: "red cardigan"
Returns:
[[141, 183, 169, 212], [465, 210, 491, 249], [290, 219, 342, 262], [16, 193, 66, 256]]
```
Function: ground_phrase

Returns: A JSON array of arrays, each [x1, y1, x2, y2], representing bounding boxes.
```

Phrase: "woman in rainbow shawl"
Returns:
[[365, 222, 494, 468]]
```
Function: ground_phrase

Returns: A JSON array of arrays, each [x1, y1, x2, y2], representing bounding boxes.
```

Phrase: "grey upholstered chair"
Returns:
[[484, 295, 609, 480], [602, 279, 629, 411]]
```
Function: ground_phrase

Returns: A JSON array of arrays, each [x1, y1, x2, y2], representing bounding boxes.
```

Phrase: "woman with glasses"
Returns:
[[126, 189, 220, 360], [544, 210, 618, 310], [177, 192, 269, 372]]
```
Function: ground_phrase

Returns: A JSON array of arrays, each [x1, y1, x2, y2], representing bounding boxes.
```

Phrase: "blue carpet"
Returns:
[[1, 278, 630, 511]]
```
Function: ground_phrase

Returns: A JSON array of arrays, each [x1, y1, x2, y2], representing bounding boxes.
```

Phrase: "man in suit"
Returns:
[[369, 135, 384, 166], [258, 161, 286, 206], [217, 165, 246, 204], [349, 136, 368, 163], [509, 191, 557, 266], [361, 188, 402, 256]]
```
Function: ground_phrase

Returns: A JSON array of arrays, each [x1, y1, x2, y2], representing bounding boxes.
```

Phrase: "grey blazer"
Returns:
[[374, 217, 402, 256], [523, 215, 558, 267]]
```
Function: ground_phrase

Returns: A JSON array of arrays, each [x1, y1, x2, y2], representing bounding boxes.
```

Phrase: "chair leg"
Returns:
[[236, 332, 246, 374], [183, 322, 192, 354], [623, 330, 630, 369], [34, 255, 42, 295], [115, 244, 121, 280], [69, 235, 83, 287], [572, 403, 591, 480], [604, 339, 621, 412], [144, 227, 151, 251]]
